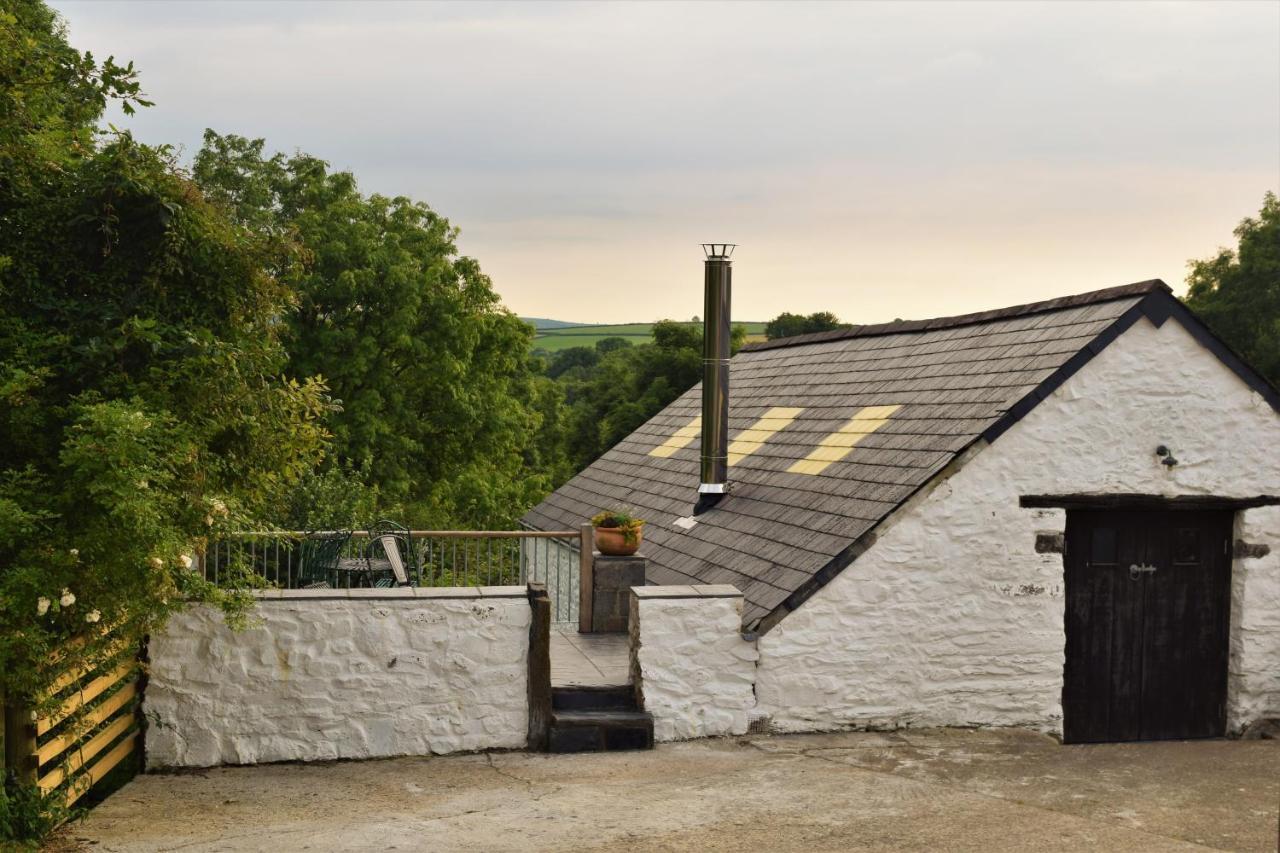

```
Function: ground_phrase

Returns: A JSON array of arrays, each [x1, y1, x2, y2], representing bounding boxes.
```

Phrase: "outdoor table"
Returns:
[[333, 555, 397, 587], [333, 556, 376, 588]]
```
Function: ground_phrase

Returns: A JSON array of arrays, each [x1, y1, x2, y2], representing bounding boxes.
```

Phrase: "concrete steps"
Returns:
[[548, 685, 653, 753]]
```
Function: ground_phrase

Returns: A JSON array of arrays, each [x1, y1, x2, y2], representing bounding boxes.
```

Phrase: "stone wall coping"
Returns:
[[592, 552, 648, 562], [632, 584, 743, 600], [247, 585, 528, 602]]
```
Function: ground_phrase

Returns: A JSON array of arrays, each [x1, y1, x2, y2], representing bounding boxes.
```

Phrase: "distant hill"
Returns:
[[520, 317, 589, 330], [529, 320, 768, 352]]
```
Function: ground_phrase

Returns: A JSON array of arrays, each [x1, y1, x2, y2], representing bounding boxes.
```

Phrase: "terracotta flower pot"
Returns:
[[594, 524, 643, 556]]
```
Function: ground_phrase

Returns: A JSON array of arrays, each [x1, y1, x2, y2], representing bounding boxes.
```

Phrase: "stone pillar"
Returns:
[[1227, 505, 1280, 734], [629, 585, 759, 741], [591, 553, 646, 633]]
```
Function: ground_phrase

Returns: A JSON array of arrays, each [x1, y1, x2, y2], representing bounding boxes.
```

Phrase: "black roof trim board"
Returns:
[[743, 280, 1171, 353], [1148, 294, 1280, 413], [753, 442, 986, 635], [978, 298, 1148, 445], [752, 286, 1280, 634]]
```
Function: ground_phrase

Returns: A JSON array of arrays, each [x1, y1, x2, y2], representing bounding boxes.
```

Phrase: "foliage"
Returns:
[[545, 345, 600, 379], [1184, 193, 1280, 387], [192, 132, 553, 528], [546, 321, 746, 471], [0, 0, 151, 181], [764, 310, 847, 340], [0, 781, 73, 845], [0, 5, 330, 704], [591, 508, 644, 544], [279, 460, 383, 531], [595, 336, 633, 355], [590, 508, 643, 528]]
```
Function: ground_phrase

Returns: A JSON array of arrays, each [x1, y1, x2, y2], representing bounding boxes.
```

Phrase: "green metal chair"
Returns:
[[296, 531, 351, 588], [365, 520, 419, 587]]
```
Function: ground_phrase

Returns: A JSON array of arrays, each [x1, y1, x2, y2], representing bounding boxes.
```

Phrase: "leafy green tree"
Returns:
[[281, 460, 381, 531], [765, 310, 847, 340], [554, 320, 746, 469], [594, 336, 633, 355], [0, 4, 329, 701], [1184, 193, 1280, 386], [546, 345, 600, 379], [193, 132, 552, 527], [0, 0, 151, 178]]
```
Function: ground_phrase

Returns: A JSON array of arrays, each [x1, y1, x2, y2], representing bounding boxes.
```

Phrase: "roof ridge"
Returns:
[[742, 279, 1171, 352]]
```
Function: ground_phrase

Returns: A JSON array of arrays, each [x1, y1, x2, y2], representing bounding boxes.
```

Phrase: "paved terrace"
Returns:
[[550, 626, 630, 687], [59, 729, 1278, 852]]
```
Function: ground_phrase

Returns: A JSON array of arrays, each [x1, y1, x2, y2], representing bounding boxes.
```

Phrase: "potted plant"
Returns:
[[591, 509, 645, 556]]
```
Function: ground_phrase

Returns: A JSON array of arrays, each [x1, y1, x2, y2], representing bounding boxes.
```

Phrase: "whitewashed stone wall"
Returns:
[[757, 317, 1280, 734], [630, 586, 759, 741], [1228, 506, 1280, 732], [145, 587, 531, 767]]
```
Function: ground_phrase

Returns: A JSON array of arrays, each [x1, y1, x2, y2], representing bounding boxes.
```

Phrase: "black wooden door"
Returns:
[[1063, 509, 1232, 743]]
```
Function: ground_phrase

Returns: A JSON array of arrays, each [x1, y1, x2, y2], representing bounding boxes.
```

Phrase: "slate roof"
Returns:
[[522, 279, 1258, 631]]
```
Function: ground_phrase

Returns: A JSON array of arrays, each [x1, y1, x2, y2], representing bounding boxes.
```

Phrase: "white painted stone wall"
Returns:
[[756, 316, 1280, 734], [630, 586, 759, 741], [1228, 506, 1280, 732], [145, 587, 531, 767]]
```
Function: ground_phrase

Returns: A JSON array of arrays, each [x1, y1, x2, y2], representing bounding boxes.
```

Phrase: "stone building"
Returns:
[[523, 280, 1280, 742]]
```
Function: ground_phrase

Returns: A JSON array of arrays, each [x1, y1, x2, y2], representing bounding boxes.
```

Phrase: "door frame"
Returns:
[[1061, 505, 1234, 743], [1023, 493, 1280, 743]]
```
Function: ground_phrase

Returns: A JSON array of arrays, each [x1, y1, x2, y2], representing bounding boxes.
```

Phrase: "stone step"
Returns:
[[551, 684, 636, 712], [548, 709, 655, 753]]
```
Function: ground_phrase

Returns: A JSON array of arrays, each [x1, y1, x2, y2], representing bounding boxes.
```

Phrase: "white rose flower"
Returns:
[[211, 499, 228, 517], [60, 589, 75, 607], [85, 610, 101, 624], [137, 480, 149, 489], [149, 556, 164, 570], [36, 597, 50, 616], [180, 554, 194, 570], [69, 548, 79, 557]]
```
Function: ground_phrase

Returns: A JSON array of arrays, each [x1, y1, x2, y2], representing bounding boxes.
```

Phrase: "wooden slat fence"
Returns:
[[3, 627, 143, 813]]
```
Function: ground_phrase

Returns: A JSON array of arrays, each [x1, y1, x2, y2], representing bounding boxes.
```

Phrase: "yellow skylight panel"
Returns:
[[787, 404, 902, 476], [648, 415, 701, 458], [854, 404, 901, 421], [727, 406, 804, 466]]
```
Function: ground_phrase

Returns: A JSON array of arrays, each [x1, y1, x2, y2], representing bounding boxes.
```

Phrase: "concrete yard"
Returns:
[[58, 729, 1278, 852]]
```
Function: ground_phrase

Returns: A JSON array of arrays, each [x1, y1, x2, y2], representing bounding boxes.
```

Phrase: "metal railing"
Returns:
[[200, 528, 589, 624]]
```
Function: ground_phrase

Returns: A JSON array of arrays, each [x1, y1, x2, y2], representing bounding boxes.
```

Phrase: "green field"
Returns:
[[527, 321, 768, 352]]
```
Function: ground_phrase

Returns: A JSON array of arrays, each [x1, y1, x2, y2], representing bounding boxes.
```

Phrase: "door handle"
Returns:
[[1129, 563, 1158, 580]]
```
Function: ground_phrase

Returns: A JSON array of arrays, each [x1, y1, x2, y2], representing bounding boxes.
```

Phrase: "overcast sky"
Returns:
[[53, 1, 1280, 324]]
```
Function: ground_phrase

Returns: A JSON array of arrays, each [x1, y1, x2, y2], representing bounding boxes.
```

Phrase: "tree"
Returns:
[[594, 336, 632, 355], [1184, 193, 1280, 387], [552, 320, 747, 470], [0, 3, 330, 701], [193, 132, 552, 527], [546, 345, 600, 379], [765, 310, 848, 340]]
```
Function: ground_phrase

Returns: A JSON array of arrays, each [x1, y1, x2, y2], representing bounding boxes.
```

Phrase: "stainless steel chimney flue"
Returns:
[[696, 243, 734, 514]]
